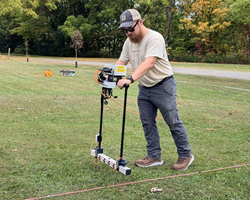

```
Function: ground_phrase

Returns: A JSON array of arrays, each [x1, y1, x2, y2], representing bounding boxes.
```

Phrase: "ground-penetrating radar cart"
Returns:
[[90, 64, 131, 176]]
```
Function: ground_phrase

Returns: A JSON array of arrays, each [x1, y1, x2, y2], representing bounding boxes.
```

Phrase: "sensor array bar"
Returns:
[[91, 150, 131, 175]]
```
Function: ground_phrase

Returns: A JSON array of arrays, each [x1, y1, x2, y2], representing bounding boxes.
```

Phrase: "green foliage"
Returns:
[[0, 0, 22, 17], [59, 15, 91, 40], [225, 0, 250, 55], [135, 0, 168, 34], [170, 11, 195, 53], [0, 0, 249, 61], [227, 0, 250, 25], [14, 45, 26, 54]]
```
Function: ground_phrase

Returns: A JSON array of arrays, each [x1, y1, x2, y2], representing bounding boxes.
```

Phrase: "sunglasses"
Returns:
[[121, 20, 139, 33]]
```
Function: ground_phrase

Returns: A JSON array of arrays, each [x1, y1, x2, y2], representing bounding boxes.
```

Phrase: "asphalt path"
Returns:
[[31, 57, 250, 80]]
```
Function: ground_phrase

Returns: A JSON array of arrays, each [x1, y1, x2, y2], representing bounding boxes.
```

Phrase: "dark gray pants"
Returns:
[[137, 76, 191, 160]]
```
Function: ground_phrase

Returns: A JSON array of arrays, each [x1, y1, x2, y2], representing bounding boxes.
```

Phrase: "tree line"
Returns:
[[0, 0, 249, 64]]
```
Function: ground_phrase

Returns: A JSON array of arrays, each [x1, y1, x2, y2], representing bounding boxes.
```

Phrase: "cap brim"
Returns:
[[118, 21, 134, 29]]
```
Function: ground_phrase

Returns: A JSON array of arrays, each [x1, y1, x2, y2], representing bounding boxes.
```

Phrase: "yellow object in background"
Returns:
[[44, 70, 52, 77]]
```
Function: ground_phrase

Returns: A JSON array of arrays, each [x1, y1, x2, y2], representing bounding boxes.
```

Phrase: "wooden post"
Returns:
[[8, 48, 10, 59]]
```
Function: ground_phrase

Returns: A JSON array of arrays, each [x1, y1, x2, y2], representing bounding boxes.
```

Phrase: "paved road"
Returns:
[[31, 57, 250, 80]]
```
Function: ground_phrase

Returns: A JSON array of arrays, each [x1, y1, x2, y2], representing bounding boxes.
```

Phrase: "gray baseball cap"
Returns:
[[118, 9, 141, 29]]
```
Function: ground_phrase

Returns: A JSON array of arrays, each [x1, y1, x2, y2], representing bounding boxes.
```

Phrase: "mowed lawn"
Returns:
[[0, 57, 249, 199]]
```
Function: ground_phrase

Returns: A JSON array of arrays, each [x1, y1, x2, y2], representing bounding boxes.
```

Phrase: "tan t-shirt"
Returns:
[[119, 29, 173, 87]]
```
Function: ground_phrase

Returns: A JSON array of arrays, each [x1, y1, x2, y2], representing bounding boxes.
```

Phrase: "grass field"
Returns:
[[0, 57, 250, 199]]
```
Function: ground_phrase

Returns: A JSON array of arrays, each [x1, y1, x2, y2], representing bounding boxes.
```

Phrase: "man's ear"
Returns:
[[139, 19, 143, 25]]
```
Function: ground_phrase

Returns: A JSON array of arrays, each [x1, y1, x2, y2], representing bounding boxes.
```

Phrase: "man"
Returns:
[[116, 9, 194, 171]]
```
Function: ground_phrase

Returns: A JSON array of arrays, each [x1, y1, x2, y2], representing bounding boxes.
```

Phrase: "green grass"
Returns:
[[0, 58, 249, 199]]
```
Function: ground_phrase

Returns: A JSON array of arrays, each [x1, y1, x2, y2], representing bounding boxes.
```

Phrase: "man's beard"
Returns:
[[128, 28, 144, 43]]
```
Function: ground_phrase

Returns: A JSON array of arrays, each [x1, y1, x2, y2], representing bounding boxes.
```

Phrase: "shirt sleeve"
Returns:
[[145, 37, 165, 59]]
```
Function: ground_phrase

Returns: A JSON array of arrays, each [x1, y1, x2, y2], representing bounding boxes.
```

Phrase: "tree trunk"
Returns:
[[164, 0, 176, 47], [25, 39, 29, 62], [75, 48, 77, 61], [75, 49, 78, 68]]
